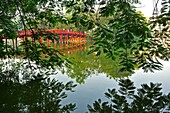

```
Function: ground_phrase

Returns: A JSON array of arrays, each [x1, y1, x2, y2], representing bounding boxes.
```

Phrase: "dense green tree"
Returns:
[[0, 0, 68, 69], [64, 0, 170, 72], [0, 0, 169, 71], [1, 1, 170, 113]]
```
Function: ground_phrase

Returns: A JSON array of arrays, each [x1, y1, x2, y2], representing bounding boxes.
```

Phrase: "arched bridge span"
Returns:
[[2, 29, 87, 50]]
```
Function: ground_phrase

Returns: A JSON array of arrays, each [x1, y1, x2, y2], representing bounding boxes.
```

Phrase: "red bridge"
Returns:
[[3, 29, 87, 51]]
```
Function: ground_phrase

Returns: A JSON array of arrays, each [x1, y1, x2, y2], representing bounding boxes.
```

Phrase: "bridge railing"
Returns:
[[1, 29, 87, 51]]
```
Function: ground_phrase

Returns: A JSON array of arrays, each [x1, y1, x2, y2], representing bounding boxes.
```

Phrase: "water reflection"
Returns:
[[88, 79, 170, 113], [0, 59, 170, 113], [0, 60, 77, 113], [64, 47, 133, 84], [1, 43, 170, 113]]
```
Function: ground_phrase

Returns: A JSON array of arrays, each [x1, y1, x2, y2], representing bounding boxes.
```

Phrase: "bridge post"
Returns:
[[59, 34, 62, 50], [83, 33, 86, 45], [80, 34, 83, 46], [65, 34, 68, 50], [59, 34, 62, 43], [74, 34, 77, 47], [69, 34, 73, 49], [54, 36, 56, 50], [72, 35, 75, 47], [32, 37, 34, 43], [40, 36, 43, 43], [47, 39, 51, 47]]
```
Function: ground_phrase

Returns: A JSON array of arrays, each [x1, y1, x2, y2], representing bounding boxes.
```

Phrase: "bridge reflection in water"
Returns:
[[2, 29, 87, 54]]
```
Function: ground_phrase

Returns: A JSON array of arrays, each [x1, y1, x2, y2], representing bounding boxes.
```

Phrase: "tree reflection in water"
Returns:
[[0, 59, 77, 113], [1, 60, 170, 113], [65, 47, 133, 84], [88, 79, 170, 113]]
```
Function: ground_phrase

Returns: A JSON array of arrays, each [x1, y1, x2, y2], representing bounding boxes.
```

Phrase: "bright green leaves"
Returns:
[[88, 79, 170, 113]]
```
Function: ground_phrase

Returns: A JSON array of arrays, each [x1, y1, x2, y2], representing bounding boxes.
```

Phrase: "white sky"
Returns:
[[136, 0, 162, 17]]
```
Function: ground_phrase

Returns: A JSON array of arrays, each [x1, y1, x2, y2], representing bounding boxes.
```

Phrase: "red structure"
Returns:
[[2, 29, 87, 50], [18, 29, 86, 38]]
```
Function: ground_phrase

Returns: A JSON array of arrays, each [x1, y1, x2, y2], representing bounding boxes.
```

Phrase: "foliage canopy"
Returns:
[[0, 0, 169, 72]]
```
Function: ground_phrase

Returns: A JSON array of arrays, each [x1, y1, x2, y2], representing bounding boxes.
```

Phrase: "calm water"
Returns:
[[51, 60, 170, 113], [1, 46, 170, 113]]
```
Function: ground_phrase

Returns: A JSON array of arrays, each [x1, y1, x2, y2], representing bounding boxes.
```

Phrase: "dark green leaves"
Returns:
[[0, 0, 169, 73], [118, 79, 135, 97], [88, 79, 170, 113], [0, 60, 77, 113], [85, 0, 170, 72], [0, 0, 68, 69], [88, 0, 155, 72], [87, 99, 112, 113]]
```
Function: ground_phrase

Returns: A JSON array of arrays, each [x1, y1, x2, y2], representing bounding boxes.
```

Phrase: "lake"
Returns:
[[51, 47, 170, 113], [58, 62, 170, 112], [0, 44, 170, 113]]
